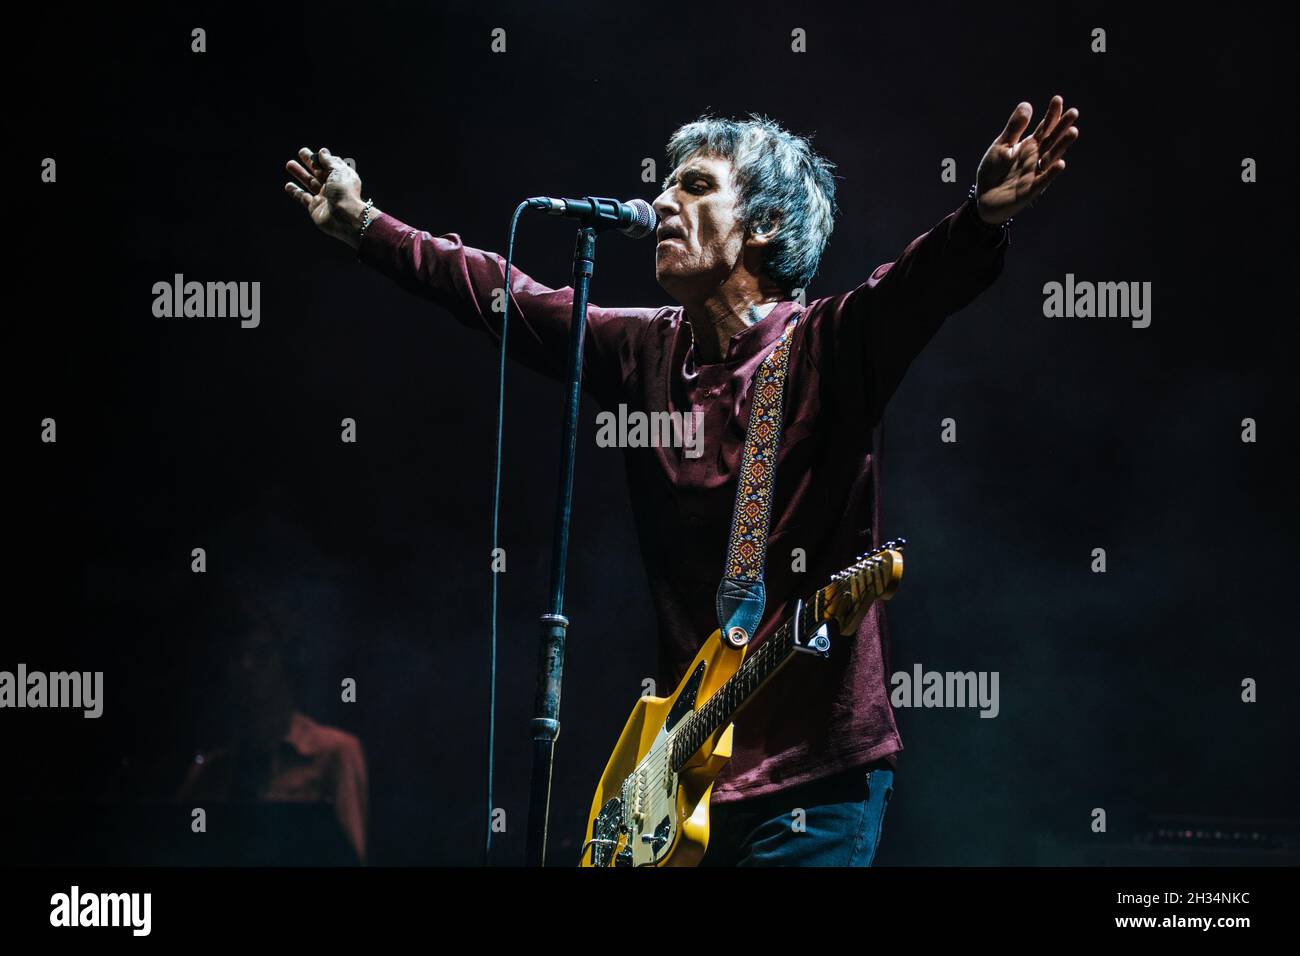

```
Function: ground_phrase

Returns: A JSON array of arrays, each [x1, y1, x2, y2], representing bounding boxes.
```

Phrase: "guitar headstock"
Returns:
[[819, 538, 906, 635]]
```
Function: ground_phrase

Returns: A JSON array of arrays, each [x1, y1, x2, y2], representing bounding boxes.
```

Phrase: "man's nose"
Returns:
[[652, 190, 677, 221]]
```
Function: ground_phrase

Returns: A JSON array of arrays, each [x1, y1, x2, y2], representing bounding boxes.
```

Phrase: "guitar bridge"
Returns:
[[585, 797, 626, 868]]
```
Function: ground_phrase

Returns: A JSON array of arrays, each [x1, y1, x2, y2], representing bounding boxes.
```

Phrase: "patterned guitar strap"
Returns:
[[715, 312, 800, 649]]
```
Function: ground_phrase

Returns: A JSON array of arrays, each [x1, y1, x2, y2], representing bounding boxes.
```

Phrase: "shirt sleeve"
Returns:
[[357, 212, 645, 408], [810, 196, 1008, 426], [329, 735, 369, 865]]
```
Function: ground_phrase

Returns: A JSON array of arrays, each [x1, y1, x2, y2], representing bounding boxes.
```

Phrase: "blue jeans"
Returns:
[[700, 763, 895, 866]]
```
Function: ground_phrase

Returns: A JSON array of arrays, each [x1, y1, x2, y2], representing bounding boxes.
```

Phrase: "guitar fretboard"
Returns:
[[669, 587, 828, 773]]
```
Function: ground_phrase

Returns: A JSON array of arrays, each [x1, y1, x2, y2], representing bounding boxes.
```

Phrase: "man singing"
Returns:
[[283, 98, 1078, 865]]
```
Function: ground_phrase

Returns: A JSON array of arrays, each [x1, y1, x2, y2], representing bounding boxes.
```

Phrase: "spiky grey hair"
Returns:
[[662, 112, 838, 296]]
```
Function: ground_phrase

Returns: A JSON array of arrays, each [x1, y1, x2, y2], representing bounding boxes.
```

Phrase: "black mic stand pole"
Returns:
[[524, 220, 598, 867]]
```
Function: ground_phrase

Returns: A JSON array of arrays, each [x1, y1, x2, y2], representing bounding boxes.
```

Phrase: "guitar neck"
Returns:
[[668, 541, 905, 774], [669, 586, 831, 774]]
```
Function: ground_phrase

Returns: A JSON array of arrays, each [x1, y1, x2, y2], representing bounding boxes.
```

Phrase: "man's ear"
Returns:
[[749, 215, 780, 244]]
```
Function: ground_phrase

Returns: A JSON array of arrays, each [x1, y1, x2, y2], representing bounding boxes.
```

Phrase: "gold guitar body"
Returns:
[[578, 542, 905, 868], [580, 627, 741, 867]]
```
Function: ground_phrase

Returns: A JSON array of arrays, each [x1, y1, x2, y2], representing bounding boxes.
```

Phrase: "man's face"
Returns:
[[229, 627, 287, 704], [652, 153, 750, 301]]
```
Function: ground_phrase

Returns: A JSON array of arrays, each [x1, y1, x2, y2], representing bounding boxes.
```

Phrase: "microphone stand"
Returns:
[[523, 210, 606, 867]]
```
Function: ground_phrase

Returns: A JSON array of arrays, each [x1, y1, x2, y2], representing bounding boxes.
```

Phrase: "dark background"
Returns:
[[8, 1, 1296, 865]]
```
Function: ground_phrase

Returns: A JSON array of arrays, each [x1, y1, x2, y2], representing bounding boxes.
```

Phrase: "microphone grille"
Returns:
[[622, 199, 657, 239]]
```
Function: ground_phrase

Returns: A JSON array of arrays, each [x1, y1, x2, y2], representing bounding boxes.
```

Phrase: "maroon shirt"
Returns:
[[179, 711, 369, 862], [358, 196, 1008, 802]]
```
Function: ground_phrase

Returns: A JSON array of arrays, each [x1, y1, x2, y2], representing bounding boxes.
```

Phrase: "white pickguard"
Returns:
[[621, 720, 681, 866]]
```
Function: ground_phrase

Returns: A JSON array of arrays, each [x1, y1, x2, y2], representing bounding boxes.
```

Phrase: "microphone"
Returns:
[[526, 196, 657, 239]]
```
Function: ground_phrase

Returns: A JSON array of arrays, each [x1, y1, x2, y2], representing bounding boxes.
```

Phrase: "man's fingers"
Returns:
[[1032, 159, 1066, 197], [283, 180, 313, 209], [1040, 124, 1079, 169], [996, 102, 1033, 146], [293, 145, 345, 178], [1040, 109, 1079, 158], [298, 146, 320, 170], [315, 146, 342, 172], [1032, 95, 1064, 142], [286, 159, 321, 193]]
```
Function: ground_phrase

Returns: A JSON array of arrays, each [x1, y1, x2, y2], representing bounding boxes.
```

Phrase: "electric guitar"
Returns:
[[579, 539, 906, 867]]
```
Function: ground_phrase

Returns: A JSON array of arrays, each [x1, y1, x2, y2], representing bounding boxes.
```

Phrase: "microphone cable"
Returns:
[[485, 200, 529, 865]]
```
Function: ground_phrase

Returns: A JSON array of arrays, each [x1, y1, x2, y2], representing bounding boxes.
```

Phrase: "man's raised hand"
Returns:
[[974, 95, 1079, 225], [284, 146, 375, 249]]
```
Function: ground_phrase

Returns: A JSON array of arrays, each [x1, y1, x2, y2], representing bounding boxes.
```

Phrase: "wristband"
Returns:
[[967, 183, 1011, 231]]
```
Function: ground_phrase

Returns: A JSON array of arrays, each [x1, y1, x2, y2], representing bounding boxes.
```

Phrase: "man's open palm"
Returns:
[[976, 95, 1079, 224]]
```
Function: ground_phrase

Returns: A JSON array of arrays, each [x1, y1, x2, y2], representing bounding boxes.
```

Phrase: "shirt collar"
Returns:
[[683, 298, 800, 367]]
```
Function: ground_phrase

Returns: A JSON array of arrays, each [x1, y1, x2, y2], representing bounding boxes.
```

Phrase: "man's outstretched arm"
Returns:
[[817, 95, 1080, 425], [284, 146, 642, 405]]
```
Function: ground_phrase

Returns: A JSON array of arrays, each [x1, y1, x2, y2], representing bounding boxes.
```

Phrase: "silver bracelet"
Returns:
[[359, 199, 376, 240], [968, 183, 1011, 230]]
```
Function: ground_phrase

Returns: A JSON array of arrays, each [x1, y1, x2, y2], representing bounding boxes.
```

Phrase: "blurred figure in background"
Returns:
[[179, 608, 368, 864]]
